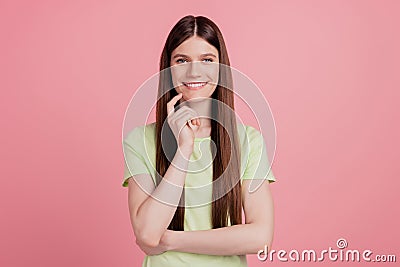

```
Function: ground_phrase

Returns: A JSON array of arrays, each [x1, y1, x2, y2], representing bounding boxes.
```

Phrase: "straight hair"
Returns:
[[155, 15, 242, 230]]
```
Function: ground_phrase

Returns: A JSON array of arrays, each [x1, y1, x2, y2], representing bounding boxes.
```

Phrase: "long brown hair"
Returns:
[[155, 15, 242, 230]]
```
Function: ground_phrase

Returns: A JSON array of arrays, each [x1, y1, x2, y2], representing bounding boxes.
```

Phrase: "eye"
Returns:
[[176, 58, 187, 64], [203, 58, 213, 62]]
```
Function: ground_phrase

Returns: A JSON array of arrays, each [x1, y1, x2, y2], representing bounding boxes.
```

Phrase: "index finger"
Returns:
[[167, 93, 183, 116]]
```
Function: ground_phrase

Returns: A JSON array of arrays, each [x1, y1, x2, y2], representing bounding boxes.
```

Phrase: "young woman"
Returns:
[[122, 15, 276, 267]]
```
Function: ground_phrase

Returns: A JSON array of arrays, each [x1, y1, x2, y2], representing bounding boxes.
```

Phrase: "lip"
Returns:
[[182, 81, 208, 90]]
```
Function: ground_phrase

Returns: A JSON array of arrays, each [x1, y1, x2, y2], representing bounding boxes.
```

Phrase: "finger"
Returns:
[[171, 107, 198, 123], [191, 118, 199, 126], [188, 119, 199, 130], [167, 93, 183, 116], [176, 113, 198, 129], [172, 105, 198, 118], [169, 110, 197, 133], [171, 105, 190, 117], [188, 119, 194, 128]]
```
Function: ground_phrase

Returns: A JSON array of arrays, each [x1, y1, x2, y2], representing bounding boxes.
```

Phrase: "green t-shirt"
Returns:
[[122, 122, 276, 267]]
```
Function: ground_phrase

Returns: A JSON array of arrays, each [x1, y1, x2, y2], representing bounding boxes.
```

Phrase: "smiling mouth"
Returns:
[[182, 82, 208, 90]]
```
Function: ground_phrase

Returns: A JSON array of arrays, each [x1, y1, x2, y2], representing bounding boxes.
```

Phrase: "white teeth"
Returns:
[[184, 82, 207, 88]]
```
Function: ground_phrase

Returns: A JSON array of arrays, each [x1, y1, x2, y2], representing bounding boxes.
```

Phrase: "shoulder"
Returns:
[[236, 122, 264, 146], [123, 122, 156, 147], [124, 122, 156, 140]]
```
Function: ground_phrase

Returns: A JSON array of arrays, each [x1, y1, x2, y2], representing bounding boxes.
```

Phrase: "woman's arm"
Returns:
[[129, 94, 200, 249], [128, 146, 193, 248], [164, 179, 275, 255]]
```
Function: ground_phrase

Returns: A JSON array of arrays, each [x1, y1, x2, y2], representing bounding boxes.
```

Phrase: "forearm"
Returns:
[[135, 147, 192, 246], [170, 223, 272, 255]]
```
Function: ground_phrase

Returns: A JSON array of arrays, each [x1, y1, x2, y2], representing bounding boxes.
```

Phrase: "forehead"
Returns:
[[171, 36, 218, 57]]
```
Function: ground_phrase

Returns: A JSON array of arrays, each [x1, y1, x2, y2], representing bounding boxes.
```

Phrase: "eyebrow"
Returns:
[[172, 53, 217, 59]]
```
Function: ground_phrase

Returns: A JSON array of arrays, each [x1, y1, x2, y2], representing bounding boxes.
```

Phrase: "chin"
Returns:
[[182, 93, 211, 101]]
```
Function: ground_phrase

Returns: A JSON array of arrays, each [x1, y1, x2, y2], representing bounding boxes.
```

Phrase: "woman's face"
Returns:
[[170, 36, 219, 101]]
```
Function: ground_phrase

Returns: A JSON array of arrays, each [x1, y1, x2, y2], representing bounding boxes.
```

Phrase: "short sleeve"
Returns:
[[122, 126, 152, 187], [241, 126, 276, 183]]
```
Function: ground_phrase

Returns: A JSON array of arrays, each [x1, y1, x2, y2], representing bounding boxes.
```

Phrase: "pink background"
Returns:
[[1, 0, 399, 266]]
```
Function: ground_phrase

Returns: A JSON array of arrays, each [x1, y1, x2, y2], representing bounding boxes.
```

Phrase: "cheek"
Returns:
[[170, 68, 186, 83], [209, 84, 218, 96], [207, 66, 219, 84], [170, 71, 180, 87]]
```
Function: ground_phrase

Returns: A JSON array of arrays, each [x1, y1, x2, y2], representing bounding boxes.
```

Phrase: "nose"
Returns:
[[187, 61, 201, 78]]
